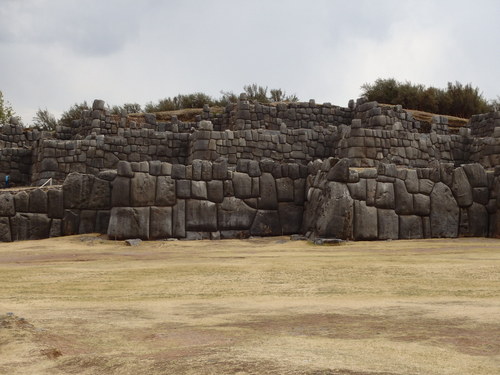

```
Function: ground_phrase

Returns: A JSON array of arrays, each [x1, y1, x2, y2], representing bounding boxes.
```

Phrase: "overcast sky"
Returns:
[[1, 0, 499, 123]]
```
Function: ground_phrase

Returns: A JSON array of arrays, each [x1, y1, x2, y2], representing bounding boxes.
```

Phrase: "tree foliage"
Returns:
[[0, 90, 16, 124], [59, 101, 90, 127], [361, 78, 491, 118], [32, 108, 58, 131]]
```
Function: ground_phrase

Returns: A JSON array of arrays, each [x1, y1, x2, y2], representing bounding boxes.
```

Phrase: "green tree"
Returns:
[[32, 108, 58, 131], [0, 90, 16, 124], [59, 101, 90, 127], [111, 103, 142, 115]]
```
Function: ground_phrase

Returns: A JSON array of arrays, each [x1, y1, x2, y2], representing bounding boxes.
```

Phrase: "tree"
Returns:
[[59, 101, 90, 127], [111, 103, 142, 115], [33, 108, 58, 131], [0, 90, 16, 124], [361, 78, 491, 118]]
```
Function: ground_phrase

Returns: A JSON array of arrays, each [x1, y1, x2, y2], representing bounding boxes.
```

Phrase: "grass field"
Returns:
[[0, 235, 499, 374]]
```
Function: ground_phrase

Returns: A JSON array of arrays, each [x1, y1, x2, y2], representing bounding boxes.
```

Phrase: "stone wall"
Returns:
[[302, 159, 499, 240]]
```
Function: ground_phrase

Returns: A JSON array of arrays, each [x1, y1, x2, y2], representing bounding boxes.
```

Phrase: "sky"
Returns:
[[0, 0, 499, 124]]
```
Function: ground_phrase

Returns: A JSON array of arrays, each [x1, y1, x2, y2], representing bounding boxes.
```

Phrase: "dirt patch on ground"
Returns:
[[0, 235, 499, 374]]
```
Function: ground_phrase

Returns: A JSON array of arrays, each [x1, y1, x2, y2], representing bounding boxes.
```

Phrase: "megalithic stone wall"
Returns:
[[302, 159, 500, 240]]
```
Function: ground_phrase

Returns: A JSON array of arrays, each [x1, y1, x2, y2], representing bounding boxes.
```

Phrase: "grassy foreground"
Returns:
[[0, 235, 499, 375]]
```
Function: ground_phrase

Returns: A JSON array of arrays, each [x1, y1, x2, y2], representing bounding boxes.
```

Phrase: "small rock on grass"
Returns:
[[125, 238, 142, 246]]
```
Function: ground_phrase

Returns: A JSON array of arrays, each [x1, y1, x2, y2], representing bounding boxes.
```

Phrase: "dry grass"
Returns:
[[0, 235, 499, 374]]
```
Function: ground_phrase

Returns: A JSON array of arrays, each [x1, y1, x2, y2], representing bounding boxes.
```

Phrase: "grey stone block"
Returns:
[[11, 213, 51, 241], [0, 217, 11, 242], [377, 209, 399, 240], [451, 167, 473, 207], [150, 206, 173, 239], [276, 177, 294, 202], [173, 200, 186, 238], [217, 197, 256, 230], [47, 189, 64, 218], [63, 173, 93, 209], [14, 191, 29, 212], [191, 181, 208, 200], [258, 173, 278, 209], [374, 182, 395, 209], [232, 172, 253, 199], [88, 177, 111, 209], [117, 160, 134, 177], [418, 179, 434, 195], [250, 210, 282, 236], [155, 176, 176, 206], [348, 179, 367, 201], [399, 215, 423, 239], [186, 200, 217, 232], [130, 172, 156, 206], [326, 158, 350, 182], [354, 200, 378, 240], [95, 210, 110, 233], [62, 209, 80, 236], [430, 182, 459, 238], [107, 207, 150, 240], [472, 187, 489, 205], [79, 210, 96, 234], [278, 203, 303, 235], [463, 163, 488, 187], [207, 180, 224, 203], [413, 194, 430, 216], [111, 176, 130, 207], [0, 193, 15, 216], [49, 219, 62, 238], [395, 179, 413, 215], [176, 180, 191, 199]]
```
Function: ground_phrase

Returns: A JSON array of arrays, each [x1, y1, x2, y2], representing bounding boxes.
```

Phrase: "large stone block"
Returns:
[[326, 158, 349, 182], [232, 172, 252, 199], [404, 169, 419, 193], [278, 203, 303, 234], [394, 179, 413, 215], [413, 193, 430, 216], [0, 217, 11, 242], [276, 177, 294, 202], [95, 210, 111, 233], [88, 177, 111, 209], [399, 215, 423, 239], [28, 189, 48, 213], [374, 182, 395, 209], [191, 181, 208, 200], [11, 213, 51, 241], [176, 180, 191, 199], [14, 191, 29, 212], [130, 172, 156, 206], [217, 197, 256, 230], [207, 180, 224, 203], [63, 173, 94, 209], [150, 206, 173, 239], [173, 200, 186, 238], [460, 203, 488, 237], [258, 173, 278, 209], [294, 179, 306, 205], [62, 209, 80, 236], [0, 193, 15, 216], [79, 210, 96, 234], [347, 179, 367, 201], [430, 182, 459, 238], [451, 168, 473, 207], [377, 209, 399, 240], [354, 200, 377, 240], [310, 182, 353, 239], [462, 163, 488, 187], [107, 207, 150, 240], [185, 200, 217, 232], [48, 189, 64, 218], [111, 176, 130, 207], [156, 176, 176, 206], [250, 210, 282, 236]]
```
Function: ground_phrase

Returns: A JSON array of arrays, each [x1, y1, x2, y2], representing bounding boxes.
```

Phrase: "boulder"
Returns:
[[354, 200, 377, 240], [430, 182, 459, 238], [28, 189, 48, 213], [185, 200, 217, 232], [107, 207, 150, 240], [377, 209, 399, 240], [156, 176, 176, 206], [250, 210, 282, 236]]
